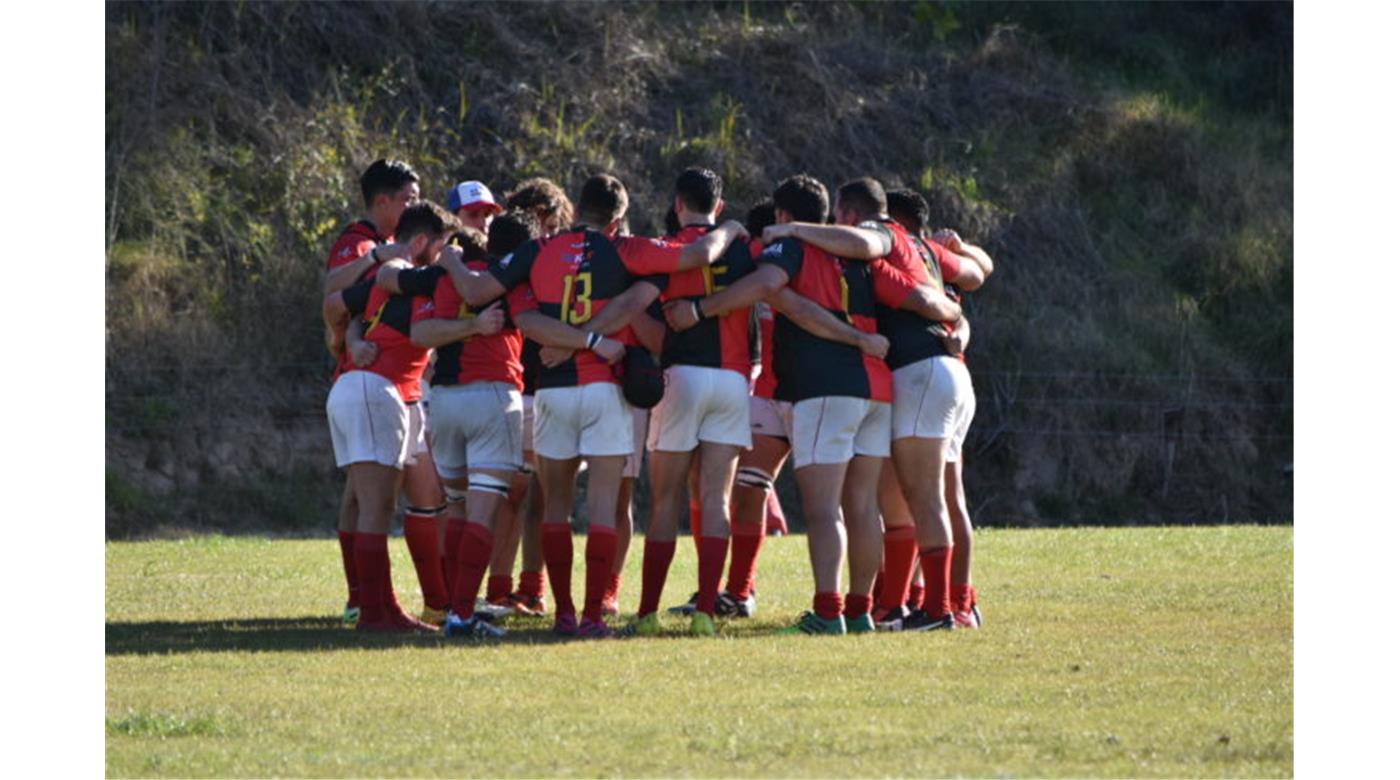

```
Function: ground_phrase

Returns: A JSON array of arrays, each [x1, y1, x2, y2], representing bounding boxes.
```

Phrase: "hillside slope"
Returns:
[[105, 1, 1292, 535]]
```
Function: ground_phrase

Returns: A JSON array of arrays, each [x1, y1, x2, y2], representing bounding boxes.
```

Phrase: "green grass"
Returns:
[[106, 527, 1291, 778]]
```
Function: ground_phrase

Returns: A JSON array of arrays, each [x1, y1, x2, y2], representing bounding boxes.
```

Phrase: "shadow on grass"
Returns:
[[105, 615, 595, 655]]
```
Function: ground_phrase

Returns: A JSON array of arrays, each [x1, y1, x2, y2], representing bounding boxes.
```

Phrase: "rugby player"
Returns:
[[322, 159, 452, 626], [667, 175, 958, 634], [321, 201, 465, 632], [758, 177, 969, 631], [623, 168, 757, 638], [882, 188, 995, 628], [437, 173, 747, 637]]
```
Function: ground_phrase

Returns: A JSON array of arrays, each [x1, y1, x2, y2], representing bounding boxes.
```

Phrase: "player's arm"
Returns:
[[322, 291, 349, 357], [323, 242, 410, 295], [934, 230, 994, 279], [430, 243, 510, 306], [410, 302, 506, 349], [942, 315, 970, 357], [674, 220, 750, 270], [344, 318, 377, 368], [630, 306, 666, 355], [767, 287, 888, 358], [515, 310, 626, 364], [671, 264, 790, 331], [582, 280, 664, 336], [762, 222, 890, 260], [900, 284, 962, 323]]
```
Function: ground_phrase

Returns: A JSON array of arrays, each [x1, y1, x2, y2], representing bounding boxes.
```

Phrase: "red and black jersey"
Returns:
[[751, 300, 778, 399], [326, 220, 389, 277], [342, 273, 434, 403], [924, 236, 971, 363], [659, 225, 757, 376], [866, 218, 955, 370], [759, 237, 893, 403], [396, 264, 526, 390], [488, 226, 681, 389]]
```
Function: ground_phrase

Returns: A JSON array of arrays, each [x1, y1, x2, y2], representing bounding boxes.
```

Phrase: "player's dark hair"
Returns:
[[446, 226, 490, 263], [506, 177, 574, 231], [664, 206, 682, 236], [745, 199, 776, 236], [395, 201, 456, 244], [577, 174, 629, 226], [674, 167, 723, 215], [487, 209, 541, 260], [359, 159, 419, 209], [836, 177, 887, 221], [886, 189, 930, 235], [772, 174, 829, 224]]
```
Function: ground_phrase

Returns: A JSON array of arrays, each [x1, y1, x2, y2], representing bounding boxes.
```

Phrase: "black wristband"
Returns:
[[692, 299, 705, 320], [586, 332, 602, 350]]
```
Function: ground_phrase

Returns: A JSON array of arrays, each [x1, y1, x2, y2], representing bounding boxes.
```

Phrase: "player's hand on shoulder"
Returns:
[[663, 299, 701, 332], [719, 219, 750, 243], [593, 337, 626, 365], [349, 340, 378, 368], [931, 229, 963, 251], [762, 223, 796, 245], [858, 332, 890, 359], [380, 242, 414, 261], [539, 344, 575, 367], [472, 302, 505, 336]]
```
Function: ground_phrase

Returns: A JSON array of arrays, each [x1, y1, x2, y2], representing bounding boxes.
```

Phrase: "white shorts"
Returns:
[[648, 365, 752, 452], [892, 356, 976, 461], [326, 370, 412, 469], [533, 383, 635, 461], [749, 396, 793, 440], [406, 401, 430, 467], [789, 396, 892, 470], [624, 407, 649, 479], [428, 382, 524, 479]]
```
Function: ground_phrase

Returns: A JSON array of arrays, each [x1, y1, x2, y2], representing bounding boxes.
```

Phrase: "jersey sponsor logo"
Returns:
[[760, 244, 785, 259], [650, 238, 668, 248], [339, 247, 352, 258]]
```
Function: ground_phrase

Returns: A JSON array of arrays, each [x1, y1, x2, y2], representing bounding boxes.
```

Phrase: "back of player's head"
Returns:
[[446, 226, 489, 263], [674, 167, 723, 215], [360, 159, 419, 208], [836, 177, 887, 221], [487, 209, 541, 259], [506, 177, 574, 232], [772, 174, 829, 224], [395, 201, 456, 244], [886, 189, 929, 235], [577, 174, 629, 226], [746, 199, 776, 235]]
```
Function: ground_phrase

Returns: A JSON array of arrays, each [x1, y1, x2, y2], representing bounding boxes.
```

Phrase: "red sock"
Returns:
[[487, 574, 513, 603], [814, 592, 843, 621], [518, 569, 544, 599], [844, 592, 874, 620], [725, 522, 765, 599], [451, 522, 493, 618], [443, 518, 465, 604], [950, 583, 974, 613], [540, 523, 575, 617], [638, 539, 677, 617], [695, 536, 729, 616], [404, 511, 449, 610], [338, 531, 359, 607], [878, 526, 919, 611], [582, 526, 619, 622], [353, 533, 390, 624], [604, 573, 623, 605], [907, 582, 926, 611], [918, 545, 954, 619]]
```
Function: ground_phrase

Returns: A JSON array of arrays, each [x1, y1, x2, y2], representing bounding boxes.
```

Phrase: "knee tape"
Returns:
[[736, 467, 775, 492], [468, 472, 512, 498], [442, 486, 469, 504], [405, 504, 445, 516]]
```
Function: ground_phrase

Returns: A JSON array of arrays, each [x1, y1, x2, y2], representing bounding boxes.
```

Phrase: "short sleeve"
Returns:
[[757, 237, 805, 279], [397, 265, 446, 298], [870, 258, 920, 309], [341, 279, 375, 318], [617, 235, 685, 276], [489, 239, 539, 291], [327, 235, 374, 271]]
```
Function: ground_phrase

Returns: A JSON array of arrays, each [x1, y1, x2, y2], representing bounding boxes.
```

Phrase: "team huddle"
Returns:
[[322, 159, 994, 638]]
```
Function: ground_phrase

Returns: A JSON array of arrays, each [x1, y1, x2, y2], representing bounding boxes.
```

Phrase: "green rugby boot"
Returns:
[[776, 611, 846, 636]]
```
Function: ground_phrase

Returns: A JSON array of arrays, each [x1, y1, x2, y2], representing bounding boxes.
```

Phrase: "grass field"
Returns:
[[106, 526, 1291, 778]]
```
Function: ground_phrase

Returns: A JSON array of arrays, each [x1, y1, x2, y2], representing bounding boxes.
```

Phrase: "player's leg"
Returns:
[[443, 466, 514, 637], [725, 435, 788, 612], [533, 387, 586, 634], [336, 478, 361, 624], [513, 470, 547, 615], [635, 449, 693, 627], [579, 454, 626, 636], [791, 462, 849, 632], [874, 459, 919, 626], [486, 473, 528, 611], [945, 458, 978, 627], [841, 454, 884, 632], [401, 409, 450, 621], [891, 435, 953, 628], [350, 461, 430, 632], [606, 476, 635, 617], [692, 440, 741, 632]]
